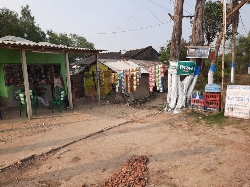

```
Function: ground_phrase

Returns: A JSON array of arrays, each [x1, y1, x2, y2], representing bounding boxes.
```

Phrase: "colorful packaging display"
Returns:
[[149, 64, 165, 92], [114, 72, 120, 92], [121, 70, 125, 93]]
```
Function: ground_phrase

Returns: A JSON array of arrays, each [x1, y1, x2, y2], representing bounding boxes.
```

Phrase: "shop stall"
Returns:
[[0, 36, 105, 119]]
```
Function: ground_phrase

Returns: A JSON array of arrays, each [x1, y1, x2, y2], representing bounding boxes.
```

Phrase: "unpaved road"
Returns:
[[0, 93, 250, 187]]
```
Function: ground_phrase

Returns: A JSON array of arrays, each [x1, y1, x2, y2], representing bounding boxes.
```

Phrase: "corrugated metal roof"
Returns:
[[0, 36, 105, 53], [102, 60, 149, 74]]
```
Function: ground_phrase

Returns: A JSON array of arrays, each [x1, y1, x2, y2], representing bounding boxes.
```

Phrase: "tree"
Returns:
[[0, 8, 21, 37], [159, 39, 188, 62], [19, 5, 46, 42], [46, 30, 95, 63], [204, 1, 223, 46], [169, 0, 184, 60], [191, 0, 206, 47], [235, 33, 250, 72]]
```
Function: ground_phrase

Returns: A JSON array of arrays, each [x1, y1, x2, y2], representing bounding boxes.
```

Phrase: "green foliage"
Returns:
[[0, 5, 95, 63], [0, 8, 22, 37], [194, 75, 207, 92], [46, 30, 95, 63], [19, 5, 46, 42], [204, 1, 223, 45], [158, 39, 188, 62], [0, 5, 45, 42], [234, 33, 250, 72]]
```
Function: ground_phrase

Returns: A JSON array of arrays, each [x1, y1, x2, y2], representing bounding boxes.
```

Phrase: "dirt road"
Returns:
[[0, 93, 250, 187]]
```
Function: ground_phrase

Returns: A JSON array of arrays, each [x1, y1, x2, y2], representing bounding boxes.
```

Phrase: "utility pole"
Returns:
[[221, 0, 227, 90]]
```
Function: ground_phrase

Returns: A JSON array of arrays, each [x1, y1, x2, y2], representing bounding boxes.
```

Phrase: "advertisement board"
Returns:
[[187, 47, 210, 58], [224, 85, 250, 119], [177, 61, 196, 75]]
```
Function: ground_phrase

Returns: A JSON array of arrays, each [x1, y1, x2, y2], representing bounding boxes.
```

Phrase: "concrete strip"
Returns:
[[0, 117, 128, 169]]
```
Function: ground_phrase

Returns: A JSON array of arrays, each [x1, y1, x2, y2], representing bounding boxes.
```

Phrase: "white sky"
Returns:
[[1, 0, 249, 52]]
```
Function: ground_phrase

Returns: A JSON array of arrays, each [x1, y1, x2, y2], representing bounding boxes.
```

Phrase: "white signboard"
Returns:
[[224, 85, 250, 119], [186, 47, 210, 58], [168, 61, 178, 74]]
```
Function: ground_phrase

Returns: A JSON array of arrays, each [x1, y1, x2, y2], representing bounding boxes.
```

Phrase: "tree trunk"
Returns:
[[170, 0, 184, 60], [191, 0, 206, 46]]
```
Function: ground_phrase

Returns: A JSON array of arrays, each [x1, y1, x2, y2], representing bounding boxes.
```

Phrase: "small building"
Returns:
[[0, 36, 105, 119]]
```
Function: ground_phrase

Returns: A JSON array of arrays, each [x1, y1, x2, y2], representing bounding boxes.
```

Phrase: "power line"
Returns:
[[239, 13, 248, 35], [145, 6, 163, 24], [96, 20, 172, 44], [186, 0, 195, 8], [183, 1, 194, 14], [105, 0, 149, 39], [149, 0, 174, 13]]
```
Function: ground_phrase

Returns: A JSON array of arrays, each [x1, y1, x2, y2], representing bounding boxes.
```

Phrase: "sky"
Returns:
[[1, 0, 250, 52]]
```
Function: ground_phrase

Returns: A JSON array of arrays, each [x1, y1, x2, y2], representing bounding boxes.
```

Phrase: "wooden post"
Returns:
[[96, 54, 101, 104], [21, 50, 32, 119], [221, 0, 227, 91], [65, 53, 73, 110], [231, 1, 236, 83]]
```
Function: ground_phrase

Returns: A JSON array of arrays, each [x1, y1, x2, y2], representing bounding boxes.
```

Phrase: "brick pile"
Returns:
[[102, 155, 149, 187]]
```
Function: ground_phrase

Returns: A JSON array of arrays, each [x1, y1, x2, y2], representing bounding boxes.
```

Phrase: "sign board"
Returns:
[[177, 61, 196, 75], [187, 47, 210, 58], [168, 61, 178, 74], [224, 85, 250, 119]]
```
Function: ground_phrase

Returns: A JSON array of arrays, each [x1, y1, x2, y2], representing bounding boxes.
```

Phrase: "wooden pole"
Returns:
[[65, 53, 73, 110], [96, 54, 101, 104], [221, 0, 227, 91], [21, 50, 32, 119]]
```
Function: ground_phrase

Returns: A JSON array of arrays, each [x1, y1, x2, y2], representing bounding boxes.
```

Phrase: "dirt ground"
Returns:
[[0, 92, 250, 187]]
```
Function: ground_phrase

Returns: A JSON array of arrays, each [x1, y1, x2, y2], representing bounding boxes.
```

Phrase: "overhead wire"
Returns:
[[149, 0, 174, 13], [95, 20, 173, 44], [239, 13, 248, 35], [145, 6, 164, 24], [105, 0, 149, 40], [95, 0, 194, 45]]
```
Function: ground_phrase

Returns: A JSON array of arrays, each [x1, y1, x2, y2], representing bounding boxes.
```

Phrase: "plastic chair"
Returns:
[[84, 86, 95, 102], [52, 90, 66, 113], [18, 91, 37, 117]]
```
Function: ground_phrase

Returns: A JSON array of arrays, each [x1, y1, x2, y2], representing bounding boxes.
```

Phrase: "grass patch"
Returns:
[[186, 110, 228, 128]]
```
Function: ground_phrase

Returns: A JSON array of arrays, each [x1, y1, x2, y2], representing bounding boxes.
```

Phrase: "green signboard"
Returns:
[[177, 61, 196, 75]]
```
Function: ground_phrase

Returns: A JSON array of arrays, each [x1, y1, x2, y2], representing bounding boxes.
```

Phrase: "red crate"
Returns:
[[205, 100, 221, 108], [204, 93, 221, 101], [191, 98, 205, 106]]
